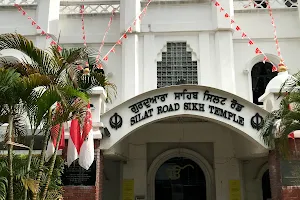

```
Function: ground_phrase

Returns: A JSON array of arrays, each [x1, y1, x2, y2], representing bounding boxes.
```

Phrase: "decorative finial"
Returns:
[[278, 61, 287, 72], [83, 67, 90, 75]]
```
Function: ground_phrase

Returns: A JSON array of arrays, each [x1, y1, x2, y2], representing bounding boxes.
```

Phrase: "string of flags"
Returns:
[[80, 1, 87, 47], [14, 4, 63, 52], [213, 0, 278, 72], [95, 9, 116, 68], [266, 2, 283, 62], [100, 0, 152, 63]]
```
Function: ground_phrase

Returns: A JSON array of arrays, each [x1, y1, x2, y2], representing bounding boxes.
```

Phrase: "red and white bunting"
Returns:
[[14, 4, 62, 52], [100, 0, 152, 62], [80, 2, 87, 47], [95, 8, 116, 68], [266, 2, 284, 62], [212, 0, 278, 72]]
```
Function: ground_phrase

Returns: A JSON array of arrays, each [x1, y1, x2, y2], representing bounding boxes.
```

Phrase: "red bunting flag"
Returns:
[[215, 2, 220, 6], [248, 40, 254, 46], [103, 56, 108, 61], [225, 13, 229, 18], [50, 40, 57, 45], [235, 26, 241, 31], [46, 35, 51, 39], [272, 66, 277, 72], [255, 48, 262, 54], [263, 56, 268, 63], [123, 34, 127, 39], [220, 7, 224, 12], [22, 10, 26, 15], [128, 27, 133, 33], [36, 26, 41, 30], [241, 32, 247, 38], [231, 19, 235, 24], [110, 48, 115, 53], [57, 46, 63, 52], [41, 30, 46, 35], [117, 40, 122, 45], [31, 21, 36, 25]]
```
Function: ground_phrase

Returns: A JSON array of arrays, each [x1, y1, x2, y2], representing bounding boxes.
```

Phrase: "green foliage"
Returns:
[[0, 155, 64, 200], [260, 70, 300, 157]]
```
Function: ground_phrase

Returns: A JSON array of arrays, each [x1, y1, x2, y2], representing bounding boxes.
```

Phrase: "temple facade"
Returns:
[[1, 0, 300, 200]]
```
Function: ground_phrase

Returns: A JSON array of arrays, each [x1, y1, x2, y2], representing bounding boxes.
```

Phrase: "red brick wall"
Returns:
[[269, 139, 300, 200], [63, 186, 96, 200], [62, 139, 103, 200]]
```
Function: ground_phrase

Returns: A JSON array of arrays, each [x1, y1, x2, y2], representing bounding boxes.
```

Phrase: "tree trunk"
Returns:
[[24, 136, 35, 200], [7, 114, 14, 200], [31, 127, 50, 200], [41, 123, 63, 200]]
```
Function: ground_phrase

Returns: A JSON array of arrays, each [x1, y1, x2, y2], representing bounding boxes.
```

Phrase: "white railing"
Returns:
[[0, 0, 37, 5], [234, 0, 297, 10], [60, 0, 120, 14]]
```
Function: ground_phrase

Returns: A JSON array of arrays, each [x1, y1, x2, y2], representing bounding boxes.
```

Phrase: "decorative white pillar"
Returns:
[[214, 135, 244, 200], [211, 0, 236, 94], [123, 143, 147, 198], [120, 0, 141, 101], [198, 32, 216, 87], [35, 0, 60, 49], [143, 34, 156, 92]]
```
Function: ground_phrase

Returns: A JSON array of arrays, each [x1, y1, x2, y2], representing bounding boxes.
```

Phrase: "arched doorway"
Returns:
[[155, 157, 206, 200], [147, 149, 214, 200], [262, 170, 271, 200]]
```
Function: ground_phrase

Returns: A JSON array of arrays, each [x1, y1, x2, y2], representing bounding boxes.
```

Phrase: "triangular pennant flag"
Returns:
[[272, 65, 277, 72], [263, 56, 268, 63], [14, 3, 19, 7], [41, 30, 46, 35], [22, 10, 26, 16], [103, 56, 108, 61], [241, 32, 247, 38], [231, 19, 235, 24], [215, 1, 220, 6], [255, 48, 262, 54], [123, 33, 127, 39], [36, 26, 41, 30], [235, 26, 241, 31], [46, 35, 51, 39], [128, 27, 133, 33], [110, 48, 116, 53], [117, 40, 122, 45], [50, 40, 57, 46], [57, 46, 63, 52], [248, 40, 254, 46], [31, 21, 36, 26], [225, 13, 229, 18], [220, 7, 224, 12]]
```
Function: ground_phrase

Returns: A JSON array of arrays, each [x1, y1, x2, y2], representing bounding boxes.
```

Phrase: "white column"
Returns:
[[198, 32, 216, 87], [120, 0, 141, 101], [35, 0, 60, 49], [214, 31, 236, 93], [211, 0, 236, 93], [123, 143, 147, 198], [143, 35, 156, 92], [214, 137, 243, 200]]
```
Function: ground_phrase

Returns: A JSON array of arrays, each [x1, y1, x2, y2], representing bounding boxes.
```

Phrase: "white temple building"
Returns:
[[1, 0, 300, 200]]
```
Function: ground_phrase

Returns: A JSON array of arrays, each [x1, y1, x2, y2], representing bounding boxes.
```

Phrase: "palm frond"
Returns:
[[0, 177, 7, 200], [0, 33, 58, 75]]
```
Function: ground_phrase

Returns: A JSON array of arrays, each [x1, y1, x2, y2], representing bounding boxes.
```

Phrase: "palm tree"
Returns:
[[260, 63, 300, 156], [0, 33, 117, 199], [0, 67, 41, 200]]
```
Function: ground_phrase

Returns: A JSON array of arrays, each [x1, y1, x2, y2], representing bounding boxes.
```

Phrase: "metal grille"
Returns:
[[157, 42, 198, 88]]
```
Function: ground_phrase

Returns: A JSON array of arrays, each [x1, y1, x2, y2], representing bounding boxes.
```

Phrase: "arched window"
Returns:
[[251, 62, 278, 105], [262, 170, 272, 200], [155, 157, 206, 200], [157, 42, 198, 88]]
